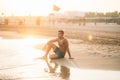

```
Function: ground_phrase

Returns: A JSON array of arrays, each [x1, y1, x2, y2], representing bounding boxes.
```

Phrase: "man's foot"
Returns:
[[34, 56, 47, 60], [40, 56, 47, 59]]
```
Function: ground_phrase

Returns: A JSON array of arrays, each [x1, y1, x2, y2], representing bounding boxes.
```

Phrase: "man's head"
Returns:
[[58, 30, 64, 38]]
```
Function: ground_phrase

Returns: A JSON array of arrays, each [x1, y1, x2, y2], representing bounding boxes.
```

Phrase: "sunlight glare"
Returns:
[[20, 47, 45, 63], [1, 0, 120, 16], [2, 0, 53, 16], [18, 36, 49, 63], [20, 36, 48, 47]]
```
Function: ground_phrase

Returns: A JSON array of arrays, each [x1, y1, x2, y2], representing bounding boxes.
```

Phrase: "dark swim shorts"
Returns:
[[54, 47, 65, 58]]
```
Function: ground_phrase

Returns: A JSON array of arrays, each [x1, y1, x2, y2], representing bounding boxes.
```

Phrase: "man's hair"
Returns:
[[58, 30, 64, 34]]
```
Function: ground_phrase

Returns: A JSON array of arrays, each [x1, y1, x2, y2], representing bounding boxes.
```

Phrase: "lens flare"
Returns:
[[88, 35, 93, 41]]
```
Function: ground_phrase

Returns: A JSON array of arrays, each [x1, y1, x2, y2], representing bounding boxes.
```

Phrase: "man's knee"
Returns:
[[47, 42, 52, 46], [47, 42, 55, 47]]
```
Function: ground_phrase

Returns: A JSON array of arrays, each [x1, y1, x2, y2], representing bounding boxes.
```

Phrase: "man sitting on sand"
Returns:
[[41, 30, 73, 59]]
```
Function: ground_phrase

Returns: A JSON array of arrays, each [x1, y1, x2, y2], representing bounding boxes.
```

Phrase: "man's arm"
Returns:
[[43, 38, 58, 50], [47, 38, 58, 44], [65, 39, 73, 59]]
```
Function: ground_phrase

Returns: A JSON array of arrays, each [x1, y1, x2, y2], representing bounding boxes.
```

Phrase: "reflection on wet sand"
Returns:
[[44, 59, 70, 80], [0, 37, 120, 80]]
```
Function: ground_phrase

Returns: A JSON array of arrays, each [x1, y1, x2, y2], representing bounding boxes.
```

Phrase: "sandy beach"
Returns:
[[0, 23, 120, 80]]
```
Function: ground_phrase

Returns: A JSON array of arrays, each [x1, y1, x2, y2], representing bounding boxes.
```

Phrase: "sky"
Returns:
[[0, 0, 120, 16]]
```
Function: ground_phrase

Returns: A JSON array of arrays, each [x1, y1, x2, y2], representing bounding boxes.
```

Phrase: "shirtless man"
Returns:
[[41, 30, 73, 59]]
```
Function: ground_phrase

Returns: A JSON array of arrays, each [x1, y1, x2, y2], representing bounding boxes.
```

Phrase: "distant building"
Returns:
[[63, 11, 85, 18]]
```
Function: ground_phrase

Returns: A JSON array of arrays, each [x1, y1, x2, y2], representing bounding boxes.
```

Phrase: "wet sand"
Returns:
[[0, 37, 120, 80], [0, 24, 120, 80], [0, 24, 120, 70]]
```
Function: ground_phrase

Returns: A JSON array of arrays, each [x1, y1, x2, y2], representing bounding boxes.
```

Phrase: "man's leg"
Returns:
[[42, 43, 57, 59], [49, 54, 59, 59]]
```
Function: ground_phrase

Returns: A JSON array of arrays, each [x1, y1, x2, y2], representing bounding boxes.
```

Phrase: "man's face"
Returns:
[[58, 32, 63, 38]]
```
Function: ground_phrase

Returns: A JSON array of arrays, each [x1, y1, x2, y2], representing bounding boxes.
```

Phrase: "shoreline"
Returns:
[[0, 27, 120, 72], [0, 24, 120, 45]]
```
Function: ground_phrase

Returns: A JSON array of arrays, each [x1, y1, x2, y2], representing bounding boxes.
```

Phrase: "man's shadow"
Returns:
[[44, 59, 70, 79]]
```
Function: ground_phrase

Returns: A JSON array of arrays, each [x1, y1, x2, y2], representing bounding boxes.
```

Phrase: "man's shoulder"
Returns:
[[64, 38, 68, 42]]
